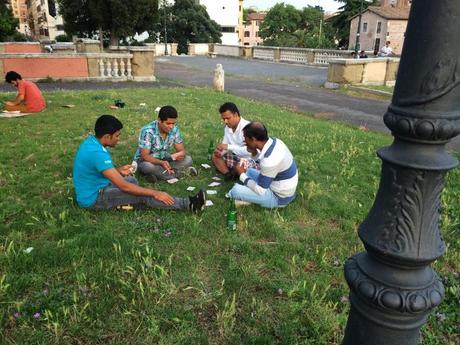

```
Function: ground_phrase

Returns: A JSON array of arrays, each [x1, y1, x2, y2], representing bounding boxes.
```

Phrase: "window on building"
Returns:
[[244, 42, 249, 46], [362, 22, 368, 33], [221, 27, 235, 33], [56, 24, 64, 31], [377, 22, 382, 34], [244, 31, 250, 37], [374, 38, 381, 52]]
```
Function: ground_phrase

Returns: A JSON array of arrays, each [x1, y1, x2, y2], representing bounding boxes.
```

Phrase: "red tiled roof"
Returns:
[[247, 12, 266, 21], [367, 6, 410, 19]]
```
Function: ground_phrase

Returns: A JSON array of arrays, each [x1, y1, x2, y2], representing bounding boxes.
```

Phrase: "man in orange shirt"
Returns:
[[4, 71, 46, 113]]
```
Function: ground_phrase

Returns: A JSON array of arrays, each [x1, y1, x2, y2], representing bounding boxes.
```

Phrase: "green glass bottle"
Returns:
[[227, 198, 237, 231], [207, 140, 214, 160]]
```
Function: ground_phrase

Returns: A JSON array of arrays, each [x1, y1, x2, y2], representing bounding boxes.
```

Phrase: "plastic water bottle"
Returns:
[[207, 140, 214, 160], [227, 198, 237, 231]]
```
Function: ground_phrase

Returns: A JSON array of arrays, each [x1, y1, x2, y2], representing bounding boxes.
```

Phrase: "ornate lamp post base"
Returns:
[[342, 1, 460, 344]]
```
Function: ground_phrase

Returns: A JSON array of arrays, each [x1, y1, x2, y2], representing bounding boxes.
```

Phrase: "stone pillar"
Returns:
[[188, 44, 196, 56], [243, 46, 253, 59], [274, 47, 281, 62], [75, 39, 102, 53], [170, 44, 178, 56], [129, 47, 156, 82], [213, 64, 224, 92], [343, 1, 460, 344]]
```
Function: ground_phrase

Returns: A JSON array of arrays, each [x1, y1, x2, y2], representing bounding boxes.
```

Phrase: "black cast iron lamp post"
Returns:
[[342, 1, 460, 344]]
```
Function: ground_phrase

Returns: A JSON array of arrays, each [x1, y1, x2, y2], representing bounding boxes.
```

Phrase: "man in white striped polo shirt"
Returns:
[[228, 122, 298, 208]]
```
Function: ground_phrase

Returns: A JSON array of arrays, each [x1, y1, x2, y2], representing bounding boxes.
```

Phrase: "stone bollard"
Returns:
[[213, 64, 224, 92]]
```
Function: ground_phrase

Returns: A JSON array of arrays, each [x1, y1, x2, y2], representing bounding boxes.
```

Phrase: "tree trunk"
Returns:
[[110, 31, 119, 47]]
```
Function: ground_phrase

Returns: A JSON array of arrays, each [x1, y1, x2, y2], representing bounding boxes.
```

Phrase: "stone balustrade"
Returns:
[[196, 43, 354, 66]]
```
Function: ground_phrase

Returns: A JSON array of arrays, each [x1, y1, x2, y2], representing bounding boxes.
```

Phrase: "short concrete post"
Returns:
[[213, 64, 225, 92]]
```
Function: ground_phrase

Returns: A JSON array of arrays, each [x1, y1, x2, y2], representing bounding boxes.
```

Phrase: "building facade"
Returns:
[[242, 12, 265, 46], [10, 0, 29, 36], [348, 0, 410, 55], [198, 0, 240, 45], [25, 0, 64, 41]]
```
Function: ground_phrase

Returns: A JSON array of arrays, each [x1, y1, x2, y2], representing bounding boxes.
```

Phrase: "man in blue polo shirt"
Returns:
[[73, 115, 205, 211], [228, 122, 298, 208]]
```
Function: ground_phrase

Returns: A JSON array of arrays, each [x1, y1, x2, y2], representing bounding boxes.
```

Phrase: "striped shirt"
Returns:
[[239, 138, 298, 205]]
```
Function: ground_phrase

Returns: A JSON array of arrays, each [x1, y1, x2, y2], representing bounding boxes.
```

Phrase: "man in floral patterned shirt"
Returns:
[[134, 105, 196, 182]]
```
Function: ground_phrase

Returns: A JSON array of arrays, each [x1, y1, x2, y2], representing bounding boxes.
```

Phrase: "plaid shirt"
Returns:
[[134, 120, 183, 161]]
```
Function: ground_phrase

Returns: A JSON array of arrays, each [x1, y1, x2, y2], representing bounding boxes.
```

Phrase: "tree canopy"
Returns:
[[151, 0, 221, 54], [259, 3, 335, 48], [57, 0, 159, 45], [330, 0, 378, 48], [0, 0, 19, 41]]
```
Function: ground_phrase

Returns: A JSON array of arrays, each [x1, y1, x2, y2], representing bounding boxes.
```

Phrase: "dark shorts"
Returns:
[[223, 152, 259, 169]]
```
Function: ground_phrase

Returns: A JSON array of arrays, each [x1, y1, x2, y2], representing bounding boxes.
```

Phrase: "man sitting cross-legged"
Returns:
[[134, 105, 197, 182], [4, 71, 46, 113], [227, 122, 298, 208], [212, 102, 258, 180], [73, 115, 205, 211]]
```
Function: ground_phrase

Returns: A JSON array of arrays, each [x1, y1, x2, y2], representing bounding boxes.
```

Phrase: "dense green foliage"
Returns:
[[0, 0, 19, 41], [151, 0, 221, 55], [0, 88, 458, 344], [259, 3, 335, 49], [57, 0, 159, 45]]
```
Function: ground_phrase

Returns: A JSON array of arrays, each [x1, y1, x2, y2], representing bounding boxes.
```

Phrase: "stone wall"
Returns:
[[325, 57, 400, 87]]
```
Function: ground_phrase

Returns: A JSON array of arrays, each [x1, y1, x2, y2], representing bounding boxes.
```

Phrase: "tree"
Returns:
[[151, 0, 221, 55], [0, 0, 19, 41], [259, 3, 334, 48], [243, 7, 256, 21], [330, 0, 378, 48], [57, 0, 159, 46]]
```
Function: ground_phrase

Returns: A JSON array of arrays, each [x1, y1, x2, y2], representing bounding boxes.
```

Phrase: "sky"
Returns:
[[243, 0, 341, 13]]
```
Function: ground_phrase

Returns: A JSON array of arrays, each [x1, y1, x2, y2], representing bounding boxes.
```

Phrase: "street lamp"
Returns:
[[163, 0, 168, 56], [342, 1, 460, 344], [354, 0, 364, 57]]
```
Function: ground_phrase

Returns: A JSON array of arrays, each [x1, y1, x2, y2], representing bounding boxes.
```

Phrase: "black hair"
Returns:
[[158, 105, 178, 121], [243, 122, 268, 141], [219, 102, 240, 115], [95, 115, 123, 138], [5, 71, 22, 83]]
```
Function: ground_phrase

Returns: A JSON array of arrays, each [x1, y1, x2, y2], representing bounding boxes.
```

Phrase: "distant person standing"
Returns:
[[379, 41, 393, 57], [4, 71, 46, 113]]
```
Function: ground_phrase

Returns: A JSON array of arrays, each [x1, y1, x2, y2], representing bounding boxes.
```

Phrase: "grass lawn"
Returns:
[[0, 87, 458, 344]]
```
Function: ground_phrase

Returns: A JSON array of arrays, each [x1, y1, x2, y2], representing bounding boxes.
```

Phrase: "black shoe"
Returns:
[[145, 174, 158, 183], [224, 172, 236, 181], [189, 189, 206, 212]]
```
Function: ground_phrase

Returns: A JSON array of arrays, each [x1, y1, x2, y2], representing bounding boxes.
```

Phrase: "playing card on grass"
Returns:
[[186, 186, 196, 191], [167, 178, 179, 184], [208, 182, 220, 187], [206, 190, 217, 195]]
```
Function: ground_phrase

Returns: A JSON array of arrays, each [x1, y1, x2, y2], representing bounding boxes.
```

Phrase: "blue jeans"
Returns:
[[228, 168, 281, 208]]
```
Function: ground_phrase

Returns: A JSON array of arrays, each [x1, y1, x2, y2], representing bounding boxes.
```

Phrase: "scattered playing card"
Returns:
[[130, 161, 138, 174], [205, 200, 214, 206], [186, 186, 196, 191], [206, 190, 217, 195], [208, 182, 220, 187], [23, 247, 34, 254], [212, 176, 221, 181], [62, 104, 75, 108], [139, 103, 146, 106], [155, 106, 161, 113], [109, 105, 119, 110], [167, 178, 179, 184], [201, 163, 211, 169]]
